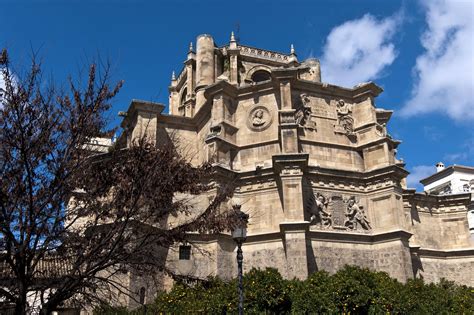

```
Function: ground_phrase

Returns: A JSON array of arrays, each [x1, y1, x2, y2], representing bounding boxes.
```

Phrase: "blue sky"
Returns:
[[1, 0, 473, 190]]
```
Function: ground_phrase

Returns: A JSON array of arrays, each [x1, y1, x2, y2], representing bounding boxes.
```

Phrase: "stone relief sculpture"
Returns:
[[335, 100, 354, 135], [295, 93, 317, 130], [309, 193, 332, 227], [252, 109, 266, 127], [345, 197, 371, 230], [247, 106, 272, 131], [309, 194, 371, 232]]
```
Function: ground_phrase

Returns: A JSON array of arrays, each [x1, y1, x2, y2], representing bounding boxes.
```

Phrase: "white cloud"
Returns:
[[407, 165, 435, 190], [443, 134, 474, 163], [321, 13, 400, 87], [401, 0, 474, 121]]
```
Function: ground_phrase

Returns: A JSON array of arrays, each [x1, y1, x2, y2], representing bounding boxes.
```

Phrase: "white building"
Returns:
[[420, 162, 474, 195], [420, 162, 474, 236]]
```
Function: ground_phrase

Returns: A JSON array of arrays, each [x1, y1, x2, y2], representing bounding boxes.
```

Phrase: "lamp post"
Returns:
[[231, 204, 249, 315]]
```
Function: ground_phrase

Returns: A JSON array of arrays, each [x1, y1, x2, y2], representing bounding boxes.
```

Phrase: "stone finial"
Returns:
[[189, 42, 194, 53], [290, 44, 295, 55], [171, 71, 176, 81], [229, 31, 238, 49]]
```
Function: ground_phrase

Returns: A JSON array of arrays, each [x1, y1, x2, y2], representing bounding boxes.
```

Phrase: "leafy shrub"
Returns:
[[97, 266, 474, 314]]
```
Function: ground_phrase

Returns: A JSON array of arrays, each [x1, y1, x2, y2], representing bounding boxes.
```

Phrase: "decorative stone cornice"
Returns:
[[411, 247, 474, 258], [402, 190, 471, 213], [308, 229, 413, 244], [203, 80, 238, 99], [120, 99, 165, 129], [292, 79, 383, 101], [237, 44, 293, 64]]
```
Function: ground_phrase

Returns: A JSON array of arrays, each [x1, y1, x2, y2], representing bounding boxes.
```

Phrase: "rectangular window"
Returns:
[[179, 245, 191, 260]]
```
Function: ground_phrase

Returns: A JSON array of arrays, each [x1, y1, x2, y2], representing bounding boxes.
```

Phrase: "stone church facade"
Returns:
[[118, 33, 474, 290]]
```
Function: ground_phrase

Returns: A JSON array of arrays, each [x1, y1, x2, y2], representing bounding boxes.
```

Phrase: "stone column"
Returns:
[[168, 72, 178, 115], [228, 32, 240, 85], [185, 42, 196, 103], [195, 34, 215, 112]]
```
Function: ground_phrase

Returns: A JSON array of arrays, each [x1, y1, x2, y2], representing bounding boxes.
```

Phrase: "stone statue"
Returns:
[[252, 109, 266, 126], [345, 197, 370, 230], [310, 193, 332, 227], [295, 94, 317, 130], [336, 100, 354, 134], [295, 106, 311, 126]]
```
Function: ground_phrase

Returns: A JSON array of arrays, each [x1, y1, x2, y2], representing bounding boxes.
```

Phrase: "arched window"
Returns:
[[251, 70, 271, 83], [180, 87, 188, 105]]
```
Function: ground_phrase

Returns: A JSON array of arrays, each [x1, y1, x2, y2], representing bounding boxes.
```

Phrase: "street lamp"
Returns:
[[231, 204, 249, 315]]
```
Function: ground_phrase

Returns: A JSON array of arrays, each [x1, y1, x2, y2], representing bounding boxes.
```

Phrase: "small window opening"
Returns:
[[463, 184, 470, 192], [139, 287, 146, 304], [180, 87, 188, 105], [251, 70, 271, 83], [179, 245, 191, 260]]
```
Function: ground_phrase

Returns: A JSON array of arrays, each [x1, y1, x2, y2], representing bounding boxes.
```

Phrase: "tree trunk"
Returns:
[[14, 283, 28, 315]]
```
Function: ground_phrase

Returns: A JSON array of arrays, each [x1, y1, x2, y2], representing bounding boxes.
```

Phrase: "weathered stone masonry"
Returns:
[[118, 33, 474, 288]]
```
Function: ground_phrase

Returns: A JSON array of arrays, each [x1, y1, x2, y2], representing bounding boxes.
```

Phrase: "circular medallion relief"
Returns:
[[247, 106, 272, 131]]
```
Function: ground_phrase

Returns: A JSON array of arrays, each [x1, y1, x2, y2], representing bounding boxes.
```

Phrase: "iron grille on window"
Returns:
[[179, 245, 191, 260]]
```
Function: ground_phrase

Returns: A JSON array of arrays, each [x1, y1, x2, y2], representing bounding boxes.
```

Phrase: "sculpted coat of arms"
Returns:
[[308, 193, 371, 232]]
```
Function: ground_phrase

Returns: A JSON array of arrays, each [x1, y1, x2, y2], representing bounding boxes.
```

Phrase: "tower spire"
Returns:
[[171, 71, 176, 81], [189, 42, 194, 53], [230, 31, 236, 43], [290, 44, 295, 55]]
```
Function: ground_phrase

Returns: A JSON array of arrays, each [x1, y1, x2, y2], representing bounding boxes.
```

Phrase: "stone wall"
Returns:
[[311, 238, 413, 282], [415, 255, 474, 286]]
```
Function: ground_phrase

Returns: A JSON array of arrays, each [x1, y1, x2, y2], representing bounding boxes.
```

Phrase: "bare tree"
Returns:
[[0, 49, 236, 314]]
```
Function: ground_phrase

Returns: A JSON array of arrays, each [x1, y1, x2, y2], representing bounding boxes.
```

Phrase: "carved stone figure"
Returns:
[[248, 106, 272, 131], [295, 107, 311, 126], [295, 93, 317, 130], [252, 109, 266, 126], [345, 197, 371, 230], [309, 193, 332, 227], [336, 100, 354, 134]]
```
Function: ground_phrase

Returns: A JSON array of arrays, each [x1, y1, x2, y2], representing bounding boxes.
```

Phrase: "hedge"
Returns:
[[95, 265, 474, 314]]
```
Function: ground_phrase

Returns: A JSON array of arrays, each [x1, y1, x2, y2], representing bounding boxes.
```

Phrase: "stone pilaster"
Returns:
[[273, 153, 309, 279], [273, 70, 299, 154], [280, 222, 310, 280]]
